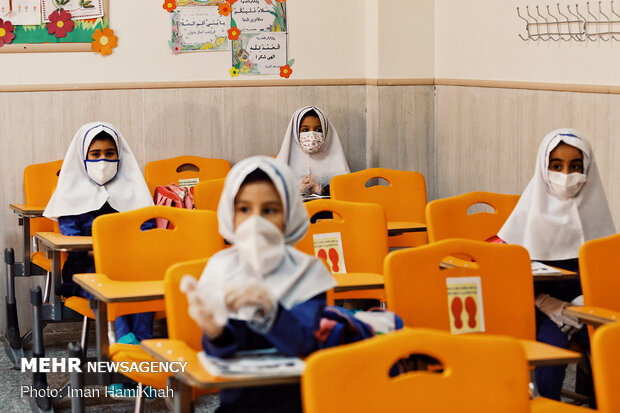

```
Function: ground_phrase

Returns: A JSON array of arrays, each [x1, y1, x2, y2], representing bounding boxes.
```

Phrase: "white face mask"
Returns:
[[235, 215, 286, 276], [85, 159, 119, 186], [547, 170, 586, 198], [298, 131, 325, 154]]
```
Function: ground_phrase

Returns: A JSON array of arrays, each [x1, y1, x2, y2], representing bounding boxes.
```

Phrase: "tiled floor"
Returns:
[[0, 324, 219, 412]]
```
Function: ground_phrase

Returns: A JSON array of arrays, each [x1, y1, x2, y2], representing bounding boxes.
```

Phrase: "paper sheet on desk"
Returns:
[[197, 349, 304, 378], [531, 261, 563, 276]]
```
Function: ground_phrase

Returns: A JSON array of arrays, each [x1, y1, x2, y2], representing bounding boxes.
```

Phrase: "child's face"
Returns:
[[234, 181, 285, 232], [548, 143, 583, 174], [299, 115, 322, 134], [87, 138, 118, 161]]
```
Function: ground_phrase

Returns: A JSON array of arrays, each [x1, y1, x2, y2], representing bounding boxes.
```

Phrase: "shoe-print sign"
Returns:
[[446, 277, 485, 334], [312, 232, 347, 274]]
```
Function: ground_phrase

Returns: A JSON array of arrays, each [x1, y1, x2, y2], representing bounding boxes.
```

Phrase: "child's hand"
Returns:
[[181, 276, 227, 339], [223, 280, 275, 321], [299, 174, 322, 195]]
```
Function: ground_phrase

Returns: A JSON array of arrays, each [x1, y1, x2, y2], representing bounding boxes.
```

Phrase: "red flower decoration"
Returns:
[[264, 0, 272, 4], [162, 0, 177, 12], [227, 26, 240, 40], [0, 19, 15, 47], [46, 9, 74, 39], [279, 64, 292, 78], [226, 0, 238, 4], [276, 0, 286, 2], [218, 2, 232, 16]]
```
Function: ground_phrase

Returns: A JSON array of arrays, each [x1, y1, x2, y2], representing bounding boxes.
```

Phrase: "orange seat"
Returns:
[[194, 178, 226, 212], [144, 156, 231, 196], [330, 168, 427, 247], [425, 191, 520, 243], [69, 206, 223, 391], [24, 160, 63, 272], [303, 328, 533, 413], [384, 239, 535, 340], [296, 199, 388, 302], [578, 233, 620, 315], [591, 323, 620, 413]]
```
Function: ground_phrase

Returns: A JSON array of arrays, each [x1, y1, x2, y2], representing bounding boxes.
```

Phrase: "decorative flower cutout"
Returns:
[[162, 0, 177, 12], [218, 2, 232, 16], [0, 19, 15, 47], [46, 9, 74, 39], [264, 0, 272, 4], [226, 0, 238, 4], [276, 0, 286, 3], [227, 26, 240, 40], [229, 66, 240, 77], [279, 64, 292, 78], [92, 27, 118, 56]]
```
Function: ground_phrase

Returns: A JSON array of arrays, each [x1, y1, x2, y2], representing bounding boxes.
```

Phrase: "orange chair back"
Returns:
[[384, 239, 535, 340], [144, 156, 231, 196], [425, 191, 519, 243], [93, 206, 223, 282], [330, 168, 427, 247], [296, 199, 388, 274], [164, 258, 209, 351], [194, 178, 226, 211], [302, 328, 532, 413], [592, 323, 620, 413], [24, 160, 63, 236], [579, 233, 620, 313]]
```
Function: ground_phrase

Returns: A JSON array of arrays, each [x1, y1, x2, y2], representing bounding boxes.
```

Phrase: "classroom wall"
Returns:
[[435, 0, 620, 85]]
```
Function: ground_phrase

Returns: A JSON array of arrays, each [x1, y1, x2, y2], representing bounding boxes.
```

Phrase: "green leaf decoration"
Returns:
[[287, 58, 295, 66], [231, 17, 237, 28]]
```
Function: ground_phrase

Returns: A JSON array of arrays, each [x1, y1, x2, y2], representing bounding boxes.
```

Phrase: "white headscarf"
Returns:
[[275, 106, 350, 186], [498, 128, 615, 261], [43, 122, 153, 219], [198, 156, 336, 310]]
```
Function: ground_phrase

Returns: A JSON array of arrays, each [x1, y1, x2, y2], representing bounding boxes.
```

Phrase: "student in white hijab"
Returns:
[[275, 106, 350, 196], [498, 128, 615, 402], [182, 156, 336, 413], [44, 121, 155, 343]]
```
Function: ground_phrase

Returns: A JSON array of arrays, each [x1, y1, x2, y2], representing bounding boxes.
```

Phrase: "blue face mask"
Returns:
[[85, 159, 119, 186]]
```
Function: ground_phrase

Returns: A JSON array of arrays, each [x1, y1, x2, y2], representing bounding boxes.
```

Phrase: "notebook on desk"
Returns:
[[197, 348, 305, 378], [531, 261, 563, 276]]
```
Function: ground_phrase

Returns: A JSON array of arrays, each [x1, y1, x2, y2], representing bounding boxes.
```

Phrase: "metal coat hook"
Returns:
[[599, 1, 612, 40], [517, 7, 531, 40], [536, 6, 554, 40], [547, 5, 563, 41], [557, 3, 575, 40], [527, 5, 542, 40], [567, 5, 586, 41], [611, 0, 620, 40], [586, 2, 599, 40]]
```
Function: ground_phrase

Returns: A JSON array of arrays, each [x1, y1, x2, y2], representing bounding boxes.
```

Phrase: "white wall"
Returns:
[[435, 0, 620, 85]]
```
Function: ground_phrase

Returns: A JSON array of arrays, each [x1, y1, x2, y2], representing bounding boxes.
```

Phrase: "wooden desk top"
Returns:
[[9, 203, 46, 218], [565, 306, 619, 327], [333, 273, 384, 292], [141, 339, 300, 390], [73, 273, 163, 303], [387, 221, 427, 235], [520, 339, 582, 366], [35, 232, 93, 252]]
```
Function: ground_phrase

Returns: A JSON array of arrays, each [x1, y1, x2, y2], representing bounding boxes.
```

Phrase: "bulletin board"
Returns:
[[0, 0, 109, 53]]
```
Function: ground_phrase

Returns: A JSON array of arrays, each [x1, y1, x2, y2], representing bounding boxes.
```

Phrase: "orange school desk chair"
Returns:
[[575, 233, 620, 326], [194, 178, 226, 212], [384, 239, 580, 369], [303, 328, 535, 413], [425, 191, 520, 243], [295, 199, 389, 303], [66, 206, 223, 412], [4, 159, 63, 366], [330, 167, 427, 248], [144, 155, 231, 196]]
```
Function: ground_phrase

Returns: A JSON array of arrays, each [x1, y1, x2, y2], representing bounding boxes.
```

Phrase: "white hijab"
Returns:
[[275, 106, 350, 186], [498, 128, 615, 261], [198, 156, 336, 310], [43, 122, 153, 219]]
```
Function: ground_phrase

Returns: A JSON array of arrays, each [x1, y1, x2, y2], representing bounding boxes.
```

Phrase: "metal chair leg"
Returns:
[[30, 287, 52, 412], [68, 342, 85, 413], [4, 248, 24, 367]]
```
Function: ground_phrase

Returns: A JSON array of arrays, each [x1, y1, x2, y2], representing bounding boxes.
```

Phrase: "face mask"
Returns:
[[547, 170, 586, 198], [298, 131, 325, 154], [235, 215, 285, 276], [85, 159, 119, 186]]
